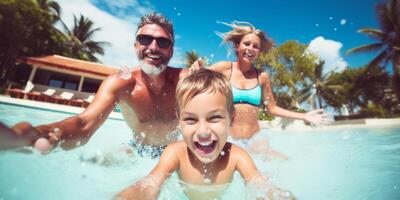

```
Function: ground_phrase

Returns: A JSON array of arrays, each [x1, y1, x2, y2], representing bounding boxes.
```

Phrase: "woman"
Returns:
[[192, 21, 330, 140]]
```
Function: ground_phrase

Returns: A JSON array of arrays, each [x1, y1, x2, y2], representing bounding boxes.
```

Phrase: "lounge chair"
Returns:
[[40, 88, 57, 102], [7, 81, 35, 99], [54, 91, 74, 105]]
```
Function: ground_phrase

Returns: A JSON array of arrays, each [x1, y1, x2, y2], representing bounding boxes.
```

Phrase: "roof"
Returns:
[[18, 55, 119, 77]]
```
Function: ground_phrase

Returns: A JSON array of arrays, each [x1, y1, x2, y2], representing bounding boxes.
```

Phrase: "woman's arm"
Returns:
[[261, 72, 331, 125]]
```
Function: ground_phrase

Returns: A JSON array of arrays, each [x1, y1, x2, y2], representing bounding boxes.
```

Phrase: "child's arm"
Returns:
[[234, 145, 295, 200], [114, 143, 180, 200]]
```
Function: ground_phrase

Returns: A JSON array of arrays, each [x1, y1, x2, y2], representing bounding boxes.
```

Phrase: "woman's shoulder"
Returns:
[[258, 71, 271, 84]]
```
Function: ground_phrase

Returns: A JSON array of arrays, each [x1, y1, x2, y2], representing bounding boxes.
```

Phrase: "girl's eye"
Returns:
[[209, 115, 223, 122], [183, 117, 197, 124], [244, 41, 251, 46]]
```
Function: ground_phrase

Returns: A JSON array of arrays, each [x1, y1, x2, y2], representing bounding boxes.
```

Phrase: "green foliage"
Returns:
[[256, 40, 319, 110], [359, 103, 390, 118], [63, 14, 109, 62], [346, 0, 400, 103], [0, 0, 108, 87], [326, 64, 393, 115], [185, 50, 200, 68], [0, 0, 67, 86]]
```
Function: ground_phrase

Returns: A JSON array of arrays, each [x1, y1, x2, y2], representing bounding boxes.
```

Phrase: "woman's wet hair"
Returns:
[[176, 69, 235, 120], [216, 21, 274, 52]]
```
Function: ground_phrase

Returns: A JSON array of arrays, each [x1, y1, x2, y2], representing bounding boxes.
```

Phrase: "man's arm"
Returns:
[[115, 143, 180, 200], [0, 74, 131, 151]]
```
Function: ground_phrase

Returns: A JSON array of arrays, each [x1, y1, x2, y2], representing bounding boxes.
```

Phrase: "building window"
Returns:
[[34, 69, 80, 90], [49, 79, 63, 88]]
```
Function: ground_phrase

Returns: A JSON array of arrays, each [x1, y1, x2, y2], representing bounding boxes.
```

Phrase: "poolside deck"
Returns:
[[0, 95, 123, 120], [259, 116, 400, 130]]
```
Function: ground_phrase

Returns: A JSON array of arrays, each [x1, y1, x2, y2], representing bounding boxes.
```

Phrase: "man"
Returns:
[[0, 13, 188, 155]]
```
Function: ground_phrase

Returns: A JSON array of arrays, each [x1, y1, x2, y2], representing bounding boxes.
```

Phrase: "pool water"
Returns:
[[0, 103, 400, 200]]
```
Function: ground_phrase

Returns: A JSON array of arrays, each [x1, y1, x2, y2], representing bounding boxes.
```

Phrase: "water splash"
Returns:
[[245, 172, 295, 200], [203, 178, 211, 184], [117, 66, 132, 80]]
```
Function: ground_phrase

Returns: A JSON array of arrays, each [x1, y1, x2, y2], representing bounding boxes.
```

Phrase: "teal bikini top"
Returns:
[[230, 63, 262, 106]]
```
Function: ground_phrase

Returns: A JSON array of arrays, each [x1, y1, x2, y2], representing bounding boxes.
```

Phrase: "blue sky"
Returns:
[[57, 0, 384, 72]]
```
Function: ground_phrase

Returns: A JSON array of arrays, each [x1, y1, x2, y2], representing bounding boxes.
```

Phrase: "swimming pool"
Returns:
[[0, 102, 399, 200]]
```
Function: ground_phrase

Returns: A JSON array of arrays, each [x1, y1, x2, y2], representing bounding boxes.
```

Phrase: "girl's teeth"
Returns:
[[198, 141, 213, 146]]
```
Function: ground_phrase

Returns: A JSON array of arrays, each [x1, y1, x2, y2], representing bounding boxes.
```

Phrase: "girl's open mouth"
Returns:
[[194, 141, 217, 154]]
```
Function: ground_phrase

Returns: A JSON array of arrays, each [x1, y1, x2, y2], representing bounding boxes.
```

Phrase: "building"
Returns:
[[6, 55, 119, 107]]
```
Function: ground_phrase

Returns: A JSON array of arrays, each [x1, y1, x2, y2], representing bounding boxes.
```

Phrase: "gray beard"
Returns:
[[139, 60, 167, 75]]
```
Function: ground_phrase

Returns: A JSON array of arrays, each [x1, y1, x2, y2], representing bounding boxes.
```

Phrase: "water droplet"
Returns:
[[220, 151, 225, 156], [76, 140, 81, 146], [329, 16, 333, 20], [53, 127, 60, 133], [210, 54, 214, 58], [140, 132, 146, 138], [118, 66, 132, 80], [315, 23, 319, 27], [204, 168, 208, 173], [334, 27, 338, 31], [203, 178, 211, 184], [177, 12, 181, 16], [340, 19, 347, 25]]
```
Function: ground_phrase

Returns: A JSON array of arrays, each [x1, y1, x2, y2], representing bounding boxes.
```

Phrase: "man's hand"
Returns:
[[0, 122, 62, 153]]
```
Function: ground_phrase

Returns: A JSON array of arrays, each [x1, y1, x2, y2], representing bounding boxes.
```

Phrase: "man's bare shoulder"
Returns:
[[102, 67, 140, 90]]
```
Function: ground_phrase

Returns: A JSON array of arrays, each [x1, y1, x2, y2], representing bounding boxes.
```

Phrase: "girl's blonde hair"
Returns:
[[176, 69, 234, 120], [216, 21, 274, 52]]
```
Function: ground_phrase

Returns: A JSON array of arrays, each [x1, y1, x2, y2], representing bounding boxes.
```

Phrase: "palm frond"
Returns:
[[368, 50, 389, 67], [358, 28, 386, 41], [345, 43, 385, 55]]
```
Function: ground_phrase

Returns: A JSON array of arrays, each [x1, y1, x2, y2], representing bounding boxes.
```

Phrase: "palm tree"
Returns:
[[297, 61, 344, 109], [63, 15, 109, 62], [346, 0, 400, 101], [185, 50, 200, 68], [35, 0, 61, 23]]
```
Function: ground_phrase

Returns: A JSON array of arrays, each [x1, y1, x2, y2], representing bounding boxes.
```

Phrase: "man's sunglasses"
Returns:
[[136, 34, 172, 49]]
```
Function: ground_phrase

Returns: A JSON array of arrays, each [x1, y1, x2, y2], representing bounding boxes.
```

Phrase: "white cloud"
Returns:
[[55, 0, 185, 68], [307, 36, 348, 75]]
